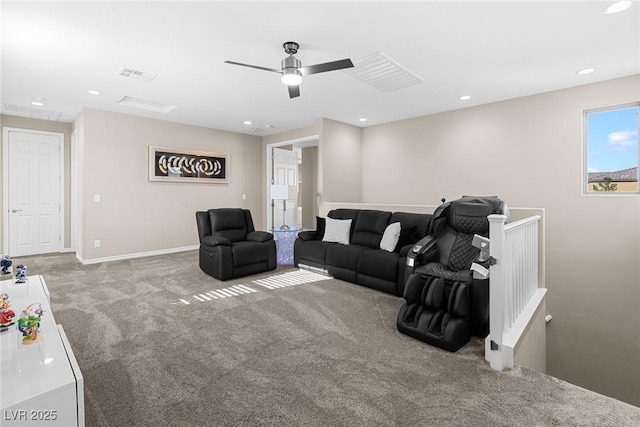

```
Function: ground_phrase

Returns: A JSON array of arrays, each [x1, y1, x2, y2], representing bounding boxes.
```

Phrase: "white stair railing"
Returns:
[[485, 214, 546, 371]]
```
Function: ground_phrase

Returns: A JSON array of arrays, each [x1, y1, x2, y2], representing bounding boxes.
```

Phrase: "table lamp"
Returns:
[[271, 184, 298, 229]]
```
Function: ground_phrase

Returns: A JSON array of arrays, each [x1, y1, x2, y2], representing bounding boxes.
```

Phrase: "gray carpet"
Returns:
[[13, 251, 640, 426]]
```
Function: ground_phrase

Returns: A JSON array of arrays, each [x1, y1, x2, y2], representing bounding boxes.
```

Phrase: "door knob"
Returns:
[[10, 209, 22, 213]]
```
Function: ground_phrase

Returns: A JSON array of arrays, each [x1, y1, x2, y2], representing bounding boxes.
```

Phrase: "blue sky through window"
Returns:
[[587, 106, 638, 173]]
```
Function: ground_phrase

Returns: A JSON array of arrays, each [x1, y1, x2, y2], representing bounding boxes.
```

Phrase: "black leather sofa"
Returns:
[[196, 208, 276, 281], [294, 209, 432, 296]]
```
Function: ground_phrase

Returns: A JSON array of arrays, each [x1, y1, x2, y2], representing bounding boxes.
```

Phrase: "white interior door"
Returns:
[[7, 130, 61, 256], [273, 147, 298, 228]]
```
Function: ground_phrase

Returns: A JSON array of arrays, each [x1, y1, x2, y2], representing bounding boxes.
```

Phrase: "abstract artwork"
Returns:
[[148, 146, 228, 183]]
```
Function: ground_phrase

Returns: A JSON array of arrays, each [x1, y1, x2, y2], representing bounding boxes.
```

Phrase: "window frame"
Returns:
[[582, 102, 640, 196]]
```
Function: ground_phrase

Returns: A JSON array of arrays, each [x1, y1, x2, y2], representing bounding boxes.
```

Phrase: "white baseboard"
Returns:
[[76, 245, 199, 265]]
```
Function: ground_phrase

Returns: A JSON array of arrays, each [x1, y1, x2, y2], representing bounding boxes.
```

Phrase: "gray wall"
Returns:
[[300, 146, 318, 229], [359, 74, 640, 406], [75, 108, 263, 261], [319, 118, 362, 204]]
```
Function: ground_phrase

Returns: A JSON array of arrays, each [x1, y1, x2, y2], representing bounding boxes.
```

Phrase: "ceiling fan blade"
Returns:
[[224, 60, 282, 74], [288, 85, 300, 98], [299, 58, 354, 76]]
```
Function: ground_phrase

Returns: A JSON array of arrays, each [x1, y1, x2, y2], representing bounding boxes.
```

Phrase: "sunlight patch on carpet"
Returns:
[[252, 269, 330, 289], [177, 269, 330, 305]]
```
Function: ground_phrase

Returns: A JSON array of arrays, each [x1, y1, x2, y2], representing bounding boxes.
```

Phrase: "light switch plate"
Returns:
[[93, 194, 101, 202]]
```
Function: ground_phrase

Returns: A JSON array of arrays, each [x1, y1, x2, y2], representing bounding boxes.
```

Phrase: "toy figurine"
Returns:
[[17, 303, 44, 344], [0, 293, 15, 327], [15, 265, 27, 284], [0, 255, 11, 275]]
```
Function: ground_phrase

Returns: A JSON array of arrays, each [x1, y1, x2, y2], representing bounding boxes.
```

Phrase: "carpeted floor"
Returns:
[[12, 251, 640, 426]]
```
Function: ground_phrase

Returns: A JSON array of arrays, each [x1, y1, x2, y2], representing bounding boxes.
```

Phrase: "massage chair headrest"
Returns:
[[431, 195, 509, 236]]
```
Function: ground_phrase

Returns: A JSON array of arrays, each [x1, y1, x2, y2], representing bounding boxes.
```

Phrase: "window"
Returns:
[[584, 103, 639, 194]]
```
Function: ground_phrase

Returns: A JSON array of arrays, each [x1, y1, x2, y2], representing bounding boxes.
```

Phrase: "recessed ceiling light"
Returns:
[[604, 0, 632, 14], [460, 95, 471, 101], [243, 121, 252, 125], [359, 118, 367, 122], [88, 90, 102, 95], [265, 124, 275, 128], [31, 98, 45, 106], [577, 68, 595, 75]]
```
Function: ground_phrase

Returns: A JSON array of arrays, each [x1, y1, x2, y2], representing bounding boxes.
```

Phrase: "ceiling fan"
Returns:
[[224, 41, 354, 99]]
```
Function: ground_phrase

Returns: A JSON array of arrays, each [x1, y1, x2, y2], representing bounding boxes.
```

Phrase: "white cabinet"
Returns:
[[0, 276, 84, 426]]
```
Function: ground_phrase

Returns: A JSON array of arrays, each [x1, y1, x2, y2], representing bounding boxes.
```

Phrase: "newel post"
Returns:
[[486, 214, 508, 370]]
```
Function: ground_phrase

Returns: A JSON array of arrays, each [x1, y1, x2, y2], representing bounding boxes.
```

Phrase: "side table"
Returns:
[[271, 227, 300, 265]]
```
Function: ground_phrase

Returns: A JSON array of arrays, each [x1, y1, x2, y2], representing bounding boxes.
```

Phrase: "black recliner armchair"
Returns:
[[196, 208, 276, 281], [397, 196, 507, 352]]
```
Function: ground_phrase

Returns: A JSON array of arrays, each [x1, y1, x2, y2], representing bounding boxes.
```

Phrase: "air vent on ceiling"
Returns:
[[3, 103, 64, 121], [117, 96, 176, 113], [344, 52, 424, 92], [117, 66, 157, 82]]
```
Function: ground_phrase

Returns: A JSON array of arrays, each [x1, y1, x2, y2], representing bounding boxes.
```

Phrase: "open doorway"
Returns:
[[266, 136, 319, 231]]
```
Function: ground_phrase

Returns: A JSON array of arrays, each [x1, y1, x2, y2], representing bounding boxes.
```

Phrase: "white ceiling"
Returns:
[[2, 0, 639, 136]]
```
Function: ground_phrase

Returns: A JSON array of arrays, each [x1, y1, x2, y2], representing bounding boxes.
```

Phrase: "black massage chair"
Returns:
[[397, 196, 507, 352]]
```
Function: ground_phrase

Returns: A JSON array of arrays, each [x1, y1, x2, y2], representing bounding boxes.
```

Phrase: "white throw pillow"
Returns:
[[380, 222, 401, 252], [322, 217, 352, 245]]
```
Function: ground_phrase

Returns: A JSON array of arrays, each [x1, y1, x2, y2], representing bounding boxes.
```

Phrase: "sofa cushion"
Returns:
[[297, 230, 318, 241], [326, 244, 370, 271], [351, 210, 392, 248], [328, 209, 360, 239], [396, 225, 417, 254], [232, 241, 270, 267], [328, 209, 360, 221], [296, 240, 335, 265], [358, 249, 400, 284], [322, 218, 352, 244], [209, 208, 248, 242], [316, 216, 326, 239], [380, 222, 401, 252], [389, 212, 432, 249]]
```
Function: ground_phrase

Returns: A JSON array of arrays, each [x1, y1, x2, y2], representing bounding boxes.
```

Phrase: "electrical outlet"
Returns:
[[242, 194, 247, 200], [94, 194, 101, 202], [94, 240, 101, 248]]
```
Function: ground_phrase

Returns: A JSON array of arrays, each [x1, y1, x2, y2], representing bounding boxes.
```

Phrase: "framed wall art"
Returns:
[[148, 146, 229, 184]]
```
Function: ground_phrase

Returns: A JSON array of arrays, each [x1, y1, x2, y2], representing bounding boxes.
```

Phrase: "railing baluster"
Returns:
[[487, 214, 541, 371]]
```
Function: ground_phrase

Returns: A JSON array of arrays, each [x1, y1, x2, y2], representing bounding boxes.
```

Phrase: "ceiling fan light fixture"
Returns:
[[281, 69, 302, 86]]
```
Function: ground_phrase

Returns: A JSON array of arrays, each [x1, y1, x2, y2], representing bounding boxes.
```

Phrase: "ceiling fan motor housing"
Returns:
[[281, 54, 302, 72]]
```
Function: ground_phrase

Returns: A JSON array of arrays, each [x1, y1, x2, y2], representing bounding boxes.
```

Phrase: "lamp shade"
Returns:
[[271, 184, 297, 200], [287, 185, 298, 200], [270, 184, 288, 200]]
